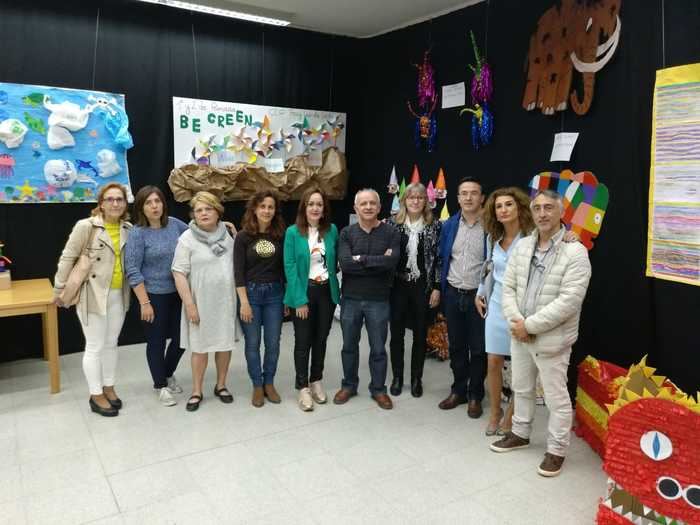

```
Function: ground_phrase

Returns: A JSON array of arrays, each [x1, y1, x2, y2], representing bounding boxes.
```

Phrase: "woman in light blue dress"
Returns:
[[476, 187, 534, 436]]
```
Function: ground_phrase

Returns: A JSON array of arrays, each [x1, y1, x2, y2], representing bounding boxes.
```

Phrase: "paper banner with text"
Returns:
[[646, 63, 700, 286], [170, 97, 347, 201], [0, 82, 133, 203]]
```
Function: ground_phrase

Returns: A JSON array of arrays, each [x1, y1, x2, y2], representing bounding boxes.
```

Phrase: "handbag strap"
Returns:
[[82, 225, 98, 255]]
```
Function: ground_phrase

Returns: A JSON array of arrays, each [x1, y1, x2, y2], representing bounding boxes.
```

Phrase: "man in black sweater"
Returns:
[[334, 189, 400, 409]]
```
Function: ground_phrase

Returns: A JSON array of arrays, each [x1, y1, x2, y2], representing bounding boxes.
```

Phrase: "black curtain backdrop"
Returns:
[[0, 0, 698, 393]]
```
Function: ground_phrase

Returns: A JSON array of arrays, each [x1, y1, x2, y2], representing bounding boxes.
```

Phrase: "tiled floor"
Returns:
[[0, 320, 606, 524]]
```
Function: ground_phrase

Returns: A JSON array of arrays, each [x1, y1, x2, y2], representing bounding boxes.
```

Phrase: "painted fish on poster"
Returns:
[[23, 112, 46, 135], [22, 92, 45, 107], [75, 159, 99, 178]]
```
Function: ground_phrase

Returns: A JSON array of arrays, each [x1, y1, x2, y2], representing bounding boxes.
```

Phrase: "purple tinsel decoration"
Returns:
[[417, 52, 437, 109], [471, 63, 493, 104]]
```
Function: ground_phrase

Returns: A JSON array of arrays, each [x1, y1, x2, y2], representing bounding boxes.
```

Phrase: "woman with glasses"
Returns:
[[387, 183, 442, 397], [172, 191, 237, 412], [54, 182, 132, 417]]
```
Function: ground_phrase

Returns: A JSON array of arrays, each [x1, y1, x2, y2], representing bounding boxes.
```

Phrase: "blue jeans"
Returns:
[[443, 285, 486, 401], [143, 292, 185, 389], [340, 297, 389, 396], [239, 282, 284, 386]]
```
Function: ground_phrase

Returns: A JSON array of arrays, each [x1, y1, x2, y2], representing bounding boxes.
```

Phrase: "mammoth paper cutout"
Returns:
[[523, 0, 622, 115], [529, 170, 609, 249]]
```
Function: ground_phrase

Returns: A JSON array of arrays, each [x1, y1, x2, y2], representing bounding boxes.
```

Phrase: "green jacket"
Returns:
[[283, 224, 340, 307]]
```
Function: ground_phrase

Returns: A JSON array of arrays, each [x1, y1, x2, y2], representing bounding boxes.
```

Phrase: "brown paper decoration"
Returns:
[[167, 147, 347, 202]]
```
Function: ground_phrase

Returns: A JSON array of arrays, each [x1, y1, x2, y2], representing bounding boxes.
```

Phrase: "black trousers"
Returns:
[[389, 277, 429, 380], [143, 292, 185, 389], [292, 282, 335, 389]]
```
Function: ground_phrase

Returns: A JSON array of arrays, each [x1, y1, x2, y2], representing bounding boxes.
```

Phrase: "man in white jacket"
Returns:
[[489, 190, 591, 477]]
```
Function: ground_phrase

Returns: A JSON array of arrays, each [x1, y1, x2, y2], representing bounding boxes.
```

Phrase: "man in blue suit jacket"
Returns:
[[437, 176, 487, 418]]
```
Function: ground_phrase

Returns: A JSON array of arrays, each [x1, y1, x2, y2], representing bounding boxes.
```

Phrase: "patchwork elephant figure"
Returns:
[[523, 0, 622, 115]]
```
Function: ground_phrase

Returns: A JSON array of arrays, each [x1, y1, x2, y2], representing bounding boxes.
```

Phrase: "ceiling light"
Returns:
[[136, 0, 292, 27]]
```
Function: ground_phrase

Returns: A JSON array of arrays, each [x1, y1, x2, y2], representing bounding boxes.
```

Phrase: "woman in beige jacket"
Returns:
[[54, 182, 132, 417]]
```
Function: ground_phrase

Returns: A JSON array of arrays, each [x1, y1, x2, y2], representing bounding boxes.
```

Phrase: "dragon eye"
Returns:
[[657, 477, 682, 500], [640, 430, 673, 460], [685, 485, 700, 509], [594, 213, 602, 224]]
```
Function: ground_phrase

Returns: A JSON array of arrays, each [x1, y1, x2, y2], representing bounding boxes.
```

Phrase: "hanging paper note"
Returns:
[[410, 164, 420, 184], [442, 82, 466, 109], [550, 132, 579, 162], [264, 157, 285, 173]]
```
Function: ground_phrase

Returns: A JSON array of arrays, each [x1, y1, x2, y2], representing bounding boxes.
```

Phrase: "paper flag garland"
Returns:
[[435, 168, 447, 200], [439, 202, 450, 221], [387, 165, 398, 194], [529, 169, 609, 250], [399, 178, 407, 199], [391, 194, 400, 215], [427, 180, 436, 209], [410, 164, 420, 184], [596, 356, 699, 525]]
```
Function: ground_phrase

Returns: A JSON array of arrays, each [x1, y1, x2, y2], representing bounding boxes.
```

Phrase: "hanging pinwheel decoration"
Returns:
[[460, 31, 494, 150], [407, 49, 438, 152]]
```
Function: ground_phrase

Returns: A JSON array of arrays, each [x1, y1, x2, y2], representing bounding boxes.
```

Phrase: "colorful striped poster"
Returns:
[[646, 64, 700, 286]]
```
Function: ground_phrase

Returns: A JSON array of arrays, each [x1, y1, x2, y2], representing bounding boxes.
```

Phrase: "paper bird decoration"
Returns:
[[391, 194, 400, 215], [387, 166, 399, 194], [468, 30, 493, 105], [460, 103, 494, 150], [410, 164, 420, 184], [427, 180, 437, 209], [398, 178, 407, 199], [435, 168, 447, 199], [439, 201, 450, 221], [407, 48, 438, 152]]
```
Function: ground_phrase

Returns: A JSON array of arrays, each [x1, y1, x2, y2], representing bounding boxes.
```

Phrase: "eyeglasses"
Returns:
[[103, 197, 125, 205]]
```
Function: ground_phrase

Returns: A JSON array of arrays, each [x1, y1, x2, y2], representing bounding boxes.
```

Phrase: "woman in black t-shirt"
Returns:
[[234, 190, 286, 407]]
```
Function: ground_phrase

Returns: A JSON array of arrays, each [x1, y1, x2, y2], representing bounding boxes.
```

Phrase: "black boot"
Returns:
[[411, 377, 423, 398], [390, 376, 403, 396]]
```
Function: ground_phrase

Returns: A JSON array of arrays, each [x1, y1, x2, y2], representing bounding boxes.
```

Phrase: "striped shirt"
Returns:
[[447, 214, 485, 290]]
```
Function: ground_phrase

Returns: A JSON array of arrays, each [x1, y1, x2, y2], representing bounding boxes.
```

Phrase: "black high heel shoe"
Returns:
[[89, 397, 118, 417], [390, 377, 403, 396]]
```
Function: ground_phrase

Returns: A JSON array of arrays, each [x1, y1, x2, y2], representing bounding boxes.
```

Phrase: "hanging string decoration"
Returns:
[[407, 49, 438, 152], [460, 31, 494, 150]]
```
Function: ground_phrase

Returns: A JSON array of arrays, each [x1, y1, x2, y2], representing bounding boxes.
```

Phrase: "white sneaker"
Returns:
[[309, 381, 327, 404], [167, 376, 183, 394], [159, 387, 177, 407], [298, 387, 314, 412]]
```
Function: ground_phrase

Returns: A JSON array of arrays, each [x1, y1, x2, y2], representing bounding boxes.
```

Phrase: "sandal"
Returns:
[[485, 408, 504, 436], [214, 386, 234, 404], [186, 394, 203, 412]]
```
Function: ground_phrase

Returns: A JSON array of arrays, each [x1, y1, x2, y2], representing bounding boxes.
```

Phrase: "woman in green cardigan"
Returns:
[[284, 188, 340, 412]]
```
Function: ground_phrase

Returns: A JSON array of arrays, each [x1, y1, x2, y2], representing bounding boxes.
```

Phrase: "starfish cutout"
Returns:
[[18, 180, 36, 199]]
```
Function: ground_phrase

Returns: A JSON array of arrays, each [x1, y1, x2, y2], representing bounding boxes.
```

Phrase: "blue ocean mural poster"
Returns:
[[0, 82, 134, 203]]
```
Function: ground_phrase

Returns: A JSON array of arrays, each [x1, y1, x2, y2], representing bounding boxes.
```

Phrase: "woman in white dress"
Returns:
[[172, 191, 237, 412]]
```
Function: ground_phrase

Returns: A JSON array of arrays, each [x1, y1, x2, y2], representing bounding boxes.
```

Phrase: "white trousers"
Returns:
[[511, 343, 572, 457], [77, 289, 126, 395]]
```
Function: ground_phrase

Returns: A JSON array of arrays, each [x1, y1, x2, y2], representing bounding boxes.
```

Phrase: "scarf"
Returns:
[[405, 216, 425, 280], [189, 220, 228, 256]]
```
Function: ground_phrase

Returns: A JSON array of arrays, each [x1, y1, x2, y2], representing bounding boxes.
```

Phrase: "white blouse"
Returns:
[[308, 227, 329, 282]]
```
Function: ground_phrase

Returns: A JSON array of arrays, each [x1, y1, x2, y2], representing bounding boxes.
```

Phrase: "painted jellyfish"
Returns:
[[0, 154, 15, 179]]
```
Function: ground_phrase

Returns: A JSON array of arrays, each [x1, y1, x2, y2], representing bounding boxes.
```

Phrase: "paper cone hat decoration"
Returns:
[[410, 164, 420, 184], [435, 168, 447, 199], [427, 180, 437, 208], [399, 178, 407, 199], [387, 165, 399, 194], [391, 194, 400, 215], [439, 202, 450, 221]]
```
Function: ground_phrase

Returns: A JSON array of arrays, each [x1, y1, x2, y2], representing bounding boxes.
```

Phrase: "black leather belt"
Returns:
[[449, 284, 476, 295], [308, 279, 329, 286]]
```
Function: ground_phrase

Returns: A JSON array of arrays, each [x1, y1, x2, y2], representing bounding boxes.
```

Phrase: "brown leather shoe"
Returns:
[[372, 393, 393, 410], [252, 386, 265, 408], [333, 388, 356, 405], [467, 400, 483, 419], [537, 452, 565, 477], [438, 393, 468, 410], [263, 384, 281, 404]]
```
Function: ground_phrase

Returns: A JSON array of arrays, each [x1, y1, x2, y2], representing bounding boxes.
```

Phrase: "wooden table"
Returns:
[[0, 278, 60, 393]]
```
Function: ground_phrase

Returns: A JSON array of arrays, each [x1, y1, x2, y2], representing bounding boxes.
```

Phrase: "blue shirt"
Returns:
[[125, 217, 188, 294]]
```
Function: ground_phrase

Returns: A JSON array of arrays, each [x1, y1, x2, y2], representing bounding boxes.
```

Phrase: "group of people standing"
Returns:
[[53, 174, 591, 478]]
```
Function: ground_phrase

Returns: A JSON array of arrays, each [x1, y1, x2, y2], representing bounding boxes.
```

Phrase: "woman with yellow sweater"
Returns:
[[54, 182, 132, 417]]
